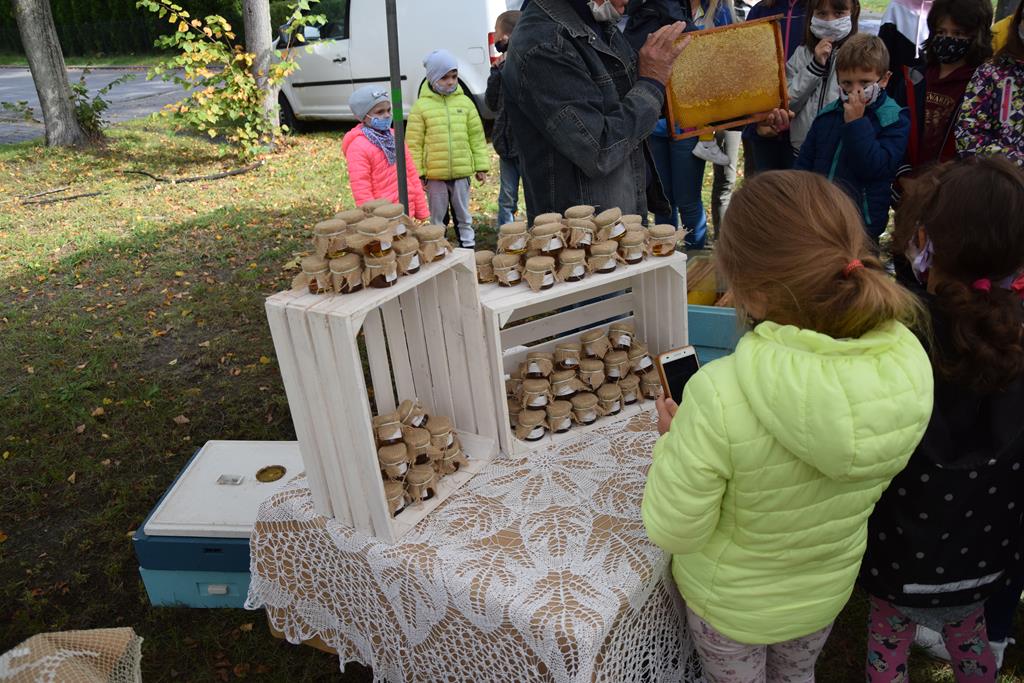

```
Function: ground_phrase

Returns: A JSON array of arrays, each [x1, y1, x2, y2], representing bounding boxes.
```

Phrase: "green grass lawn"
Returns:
[[0, 53, 169, 68], [0, 119, 1021, 681]]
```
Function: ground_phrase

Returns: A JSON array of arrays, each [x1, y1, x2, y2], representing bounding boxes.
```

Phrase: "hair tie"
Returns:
[[842, 259, 865, 278], [972, 278, 992, 293]]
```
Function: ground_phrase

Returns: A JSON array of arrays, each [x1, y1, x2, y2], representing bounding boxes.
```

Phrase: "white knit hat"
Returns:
[[423, 49, 458, 86]]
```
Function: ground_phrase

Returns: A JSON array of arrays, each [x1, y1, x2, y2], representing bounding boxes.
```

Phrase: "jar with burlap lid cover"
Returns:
[[523, 256, 556, 292], [426, 414, 457, 450], [292, 255, 331, 294], [596, 382, 623, 416], [648, 224, 683, 257], [603, 350, 630, 380], [565, 218, 597, 250], [628, 341, 655, 375], [397, 398, 428, 429], [593, 207, 627, 242], [373, 411, 404, 446], [314, 219, 348, 260], [640, 371, 663, 399], [621, 213, 644, 227], [546, 400, 573, 434], [405, 463, 437, 503], [557, 249, 588, 283], [563, 205, 595, 222], [392, 236, 421, 275], [373, 202, 409, 238], [608, 320, 635, 350], [349, 216, 396, 258], [415, 225, 453, 263], [378, 443, 410, 480], [507, 397, 522, 428], [578, 357, 605, 390], [515, 408, 547, 442], [475, 250, 496, 284], [533, 212, 563, 227], [570, 392, 599, 425], [588, 240, 623, 274], [329, 254, 363, 294], [554, 341, 582, 370], [439, 439, 469, 475], [362, 252, 399, 289], [618, 230, 646, 264], [403, 427, 432, 465], [580, 328, 612, 359], [383, 479, 407, 517], [528, 222, 566, 258], [550, 368, 585, 400], [492, 253, 523, 287], [360, 198, 391, 214], [334, 208, 366, 225], [517, 378, 552, 409], [524, 351, 554, 379], [497, 221, 529, 254], [618, 373, 641, 405]]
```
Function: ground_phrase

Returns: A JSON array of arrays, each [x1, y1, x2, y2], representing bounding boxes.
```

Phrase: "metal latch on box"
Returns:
[[216, 474, 244, 485], [206, 584, 229, 596]]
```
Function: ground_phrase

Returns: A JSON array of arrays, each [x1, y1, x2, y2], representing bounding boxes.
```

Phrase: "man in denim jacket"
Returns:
[[502, 0, 688, 222]]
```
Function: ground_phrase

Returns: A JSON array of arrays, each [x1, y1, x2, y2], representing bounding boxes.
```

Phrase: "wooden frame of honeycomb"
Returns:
[[666, 16, 789, 140]]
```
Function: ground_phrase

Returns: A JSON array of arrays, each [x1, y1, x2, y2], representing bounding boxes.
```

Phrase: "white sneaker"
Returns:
[[692, 139, 731, 166], [914, 625, 950, 661]]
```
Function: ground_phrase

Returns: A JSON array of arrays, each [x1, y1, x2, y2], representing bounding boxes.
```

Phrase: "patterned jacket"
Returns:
[[955, 56, 1024, 167]]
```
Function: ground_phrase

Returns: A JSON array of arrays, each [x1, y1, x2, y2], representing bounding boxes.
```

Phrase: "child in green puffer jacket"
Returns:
[[407, 49, 490, 248], [642, 170, 934, 681]]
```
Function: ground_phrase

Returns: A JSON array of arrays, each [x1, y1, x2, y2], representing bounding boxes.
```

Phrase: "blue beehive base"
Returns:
[[688, 304, 740, 364], [139, 568, 251, 608]]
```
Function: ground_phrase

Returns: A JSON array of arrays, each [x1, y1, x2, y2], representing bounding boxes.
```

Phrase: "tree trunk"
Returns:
[[995, 0, 1018, 21], [242, 0, 279, 136], [12, 0, 88, 147]]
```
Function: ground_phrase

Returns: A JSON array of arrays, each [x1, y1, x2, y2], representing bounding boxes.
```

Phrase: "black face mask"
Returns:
[[495, 39, 509, 54], [931, 35, 971, 64]]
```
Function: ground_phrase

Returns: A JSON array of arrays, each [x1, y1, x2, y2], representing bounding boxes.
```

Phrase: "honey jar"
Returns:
[[373, 202, 407, 238], [557, 249, 587, 283], [405, 463, 437, 502], [570, 392, 599, 426], [440, 441, 469, 474], [628, 341, 655, 374], [334, 209, 366, 225], [523, 256, 557, 292], [618, 230, 646, 264], [293, 255, 331, 294], [397, 398, 428, 428], [648, 224, 681, 257], [603, 350, 630, 380], [373, 412, 404, 446], [426, 415, 456, 450], [550, 368, 583, 399], [563, 205, 595, 222], [528, 223, 566, 258], [378, 443, 410, 479], [621, 214, 644, 227], [597, 383, 623, 417], [393, 236, 421, 275], [497, 222, 529, 254], [507, 397, 522, 428], [515, 409, 547, 442], [403, 427, 432, 465], [492, 253, 523, 287], [640, 372, 663, 400], [360, 198, 391, 214], [565, 219, 597, 250], [546, 400, 573, 434], [593, 207, 627, 242], [578, 358, 605, 390], [518, 378, 552, 409], [554, 341, 582, 370], [588, 241, 621, 274], [329, 253, 364, 294], [475, 250, 496, 284], [533, 212, 563, 227], [384, 479, 407, 516], [524, 351, 555, 378], [618, 374, 641, 405], [362, 252, 399, 289], [314, 219, 348, 260], [352, 216, 395, 258], [580, 329, 612, 359], [608, 321, 635, 350], [415, 225, 452, 263]]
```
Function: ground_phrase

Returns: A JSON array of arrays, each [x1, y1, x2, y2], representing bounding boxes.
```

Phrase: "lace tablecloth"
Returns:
[[245, 411, 699, 683]]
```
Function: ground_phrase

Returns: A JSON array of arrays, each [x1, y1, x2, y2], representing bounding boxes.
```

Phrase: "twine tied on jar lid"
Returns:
[[578, 358, 605, 390], [383, 479, 406, 516], [373, 202, 407, 237], [565, 219, 597, 249], [554, 341, 582, 368], [352, 216, 397, 257], [362, 252, 399, 288], [593, 207, 626, 241], [523, 256, 557, 292], [507, 397, 522, 427], [329, 253, 363, 294], [397, 398, 428, 428], [618, 230, 646, 263], [628, 341, 654, 374], [334, 208, 366, 225], [546, 400, 573, 433], [392, 236, 422, 274], [596, 382, 623, 416], [313, 219, 348, 259], [580, 328, 612, 359], [587, 240, 624, 273], [533, 212, 563, 227], [618, 373, 641, 404], [426, 414, 456, 449], [440, 441, 469, 475], [524, 351, 555, 378], [647, 224, 684, 257], [403, 427, 432, 465], [497, 221, 529, 254], [608, 321, 635, 349], [515, 408, 547, 441], [378, 443, 410, 480], [570, 392, 599, 425], [405, 463, 437, 504], [492, 253, 523, 286], [360, 198, 391, 214], [475, 250, 496, 283], [415, 225, 453, 263], [292, 255, 331, 294], [640, 371, 663, 399], [603, 350, 630, 380], [550, 368, 585, 398], [528, 223, 565, 254], [373, 412, 404, 444], [557, 249, 588, 282], [518, 378, 552, 409], [563, 205, 595, 221]]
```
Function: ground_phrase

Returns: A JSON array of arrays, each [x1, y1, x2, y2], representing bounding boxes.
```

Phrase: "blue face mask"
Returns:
[[368, 116, 392, 132]]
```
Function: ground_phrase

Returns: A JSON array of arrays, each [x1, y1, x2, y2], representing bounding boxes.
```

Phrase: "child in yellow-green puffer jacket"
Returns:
[[642, 170, 934, 681], [407, 49, 489, 248]]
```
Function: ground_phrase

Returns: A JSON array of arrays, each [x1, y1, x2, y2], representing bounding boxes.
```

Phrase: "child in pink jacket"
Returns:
[[342, 85, 430, 220]]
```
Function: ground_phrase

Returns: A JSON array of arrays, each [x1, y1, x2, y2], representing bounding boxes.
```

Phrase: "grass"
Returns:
[[0, 118, 1021, 681], [0, 52, 169, 68]]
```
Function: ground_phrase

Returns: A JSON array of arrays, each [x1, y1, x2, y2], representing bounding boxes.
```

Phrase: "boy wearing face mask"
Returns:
[[485, 11, 522, 229], [795, 34, 911, 241], [342, 86, 430, 220], [407, 49, 490, 248]]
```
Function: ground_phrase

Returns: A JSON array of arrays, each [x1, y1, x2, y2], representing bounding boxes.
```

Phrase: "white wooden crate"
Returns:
[[265, 249, 499, 542], [479, 253, 688, 455]]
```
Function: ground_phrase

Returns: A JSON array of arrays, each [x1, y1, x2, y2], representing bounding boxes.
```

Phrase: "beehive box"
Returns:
[[479, 253, 688, 455], [667, 17, 787, 139], [265, 249, 499, 542]]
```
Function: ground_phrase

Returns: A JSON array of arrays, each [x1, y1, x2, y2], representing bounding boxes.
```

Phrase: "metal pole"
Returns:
[[385, 0, 408, 210]]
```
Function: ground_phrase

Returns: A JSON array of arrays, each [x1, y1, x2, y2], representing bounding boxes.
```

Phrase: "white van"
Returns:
[[278, 0, 509, 127]]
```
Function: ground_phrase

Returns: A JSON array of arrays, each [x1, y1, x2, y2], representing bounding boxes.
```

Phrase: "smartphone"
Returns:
[[656, 346, 700, 405]]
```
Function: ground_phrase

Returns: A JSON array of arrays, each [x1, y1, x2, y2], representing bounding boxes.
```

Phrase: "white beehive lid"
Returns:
[[143, 440, 303, 539]]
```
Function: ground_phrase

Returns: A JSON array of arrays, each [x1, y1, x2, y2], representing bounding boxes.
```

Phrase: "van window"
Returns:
[[319, 0, 350, 40]]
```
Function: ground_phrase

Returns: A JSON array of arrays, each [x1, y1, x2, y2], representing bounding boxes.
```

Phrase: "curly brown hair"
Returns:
[[895, 156, 1024, 392]]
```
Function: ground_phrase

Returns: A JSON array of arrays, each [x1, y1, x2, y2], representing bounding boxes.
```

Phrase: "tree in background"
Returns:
[[11, 0, 88, 146], [242, 0, 277, 130]]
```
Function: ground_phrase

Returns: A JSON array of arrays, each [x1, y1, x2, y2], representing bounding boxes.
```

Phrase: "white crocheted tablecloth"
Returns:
[[245, 410, 699, 683]]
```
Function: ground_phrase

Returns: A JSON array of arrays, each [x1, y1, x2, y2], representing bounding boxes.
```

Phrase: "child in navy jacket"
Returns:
[[796, 33, 910, 239]]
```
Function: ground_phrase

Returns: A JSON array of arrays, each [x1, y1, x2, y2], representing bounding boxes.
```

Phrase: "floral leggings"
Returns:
[[686, 608, 834, 682], [866, 596, 997, 682]]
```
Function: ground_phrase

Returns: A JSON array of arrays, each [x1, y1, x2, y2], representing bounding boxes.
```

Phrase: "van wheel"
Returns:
[[278, 93, 302, 134]]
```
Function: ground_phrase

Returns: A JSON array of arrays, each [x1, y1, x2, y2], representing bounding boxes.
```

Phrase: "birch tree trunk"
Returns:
[[242, 0, 279, 135]]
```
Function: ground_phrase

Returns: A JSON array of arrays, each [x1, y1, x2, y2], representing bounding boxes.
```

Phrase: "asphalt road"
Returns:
[[0, 68, 185, 144]]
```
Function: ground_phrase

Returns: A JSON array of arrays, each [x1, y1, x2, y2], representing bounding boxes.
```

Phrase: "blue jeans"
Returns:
[[497, 156, 521, 228], [650, 134, 708, 249]]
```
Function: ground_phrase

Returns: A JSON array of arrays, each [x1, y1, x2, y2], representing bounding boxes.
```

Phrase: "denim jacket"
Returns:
[[502, 0, 668, 221]]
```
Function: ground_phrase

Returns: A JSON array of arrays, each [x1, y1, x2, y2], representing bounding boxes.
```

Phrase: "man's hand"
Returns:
[[656, 394, 678, 435], [638, 22, 690, 86], [813, 38, 833, 66], [843, 88, 867, 122], [756, 108, 794, 137], [475, 171, 488, 183]]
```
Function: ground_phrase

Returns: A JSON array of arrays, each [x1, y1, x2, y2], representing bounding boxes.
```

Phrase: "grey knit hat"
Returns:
[[349, 85, 390, 121], [423, 49, 458, 85]]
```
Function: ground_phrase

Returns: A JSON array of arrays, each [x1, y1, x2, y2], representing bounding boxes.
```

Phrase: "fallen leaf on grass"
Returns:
[[75, 425, 85, 434], [67, 472, 77, 484], [258, 356, 270, 365], [168, 358, 178, 366], [238, 622, 253, 632], [172, 415, 190, 425], [198, 340, 211, 348], [100, 459, 111, 467], [0, 531, 7, 543], [24, 366, 33, 374], [91, 407, 104, 417]]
